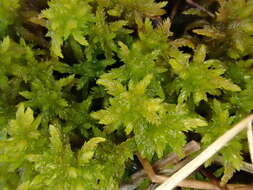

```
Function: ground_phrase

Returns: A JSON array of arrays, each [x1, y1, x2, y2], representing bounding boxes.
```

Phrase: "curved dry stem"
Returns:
[[156, 114, 253, 190]]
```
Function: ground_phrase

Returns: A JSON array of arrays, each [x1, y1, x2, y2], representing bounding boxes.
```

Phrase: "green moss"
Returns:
[[0, 0, 253, 188]]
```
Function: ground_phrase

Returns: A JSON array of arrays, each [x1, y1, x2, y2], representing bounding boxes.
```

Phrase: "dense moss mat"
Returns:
[[0, 0, 253, 189]]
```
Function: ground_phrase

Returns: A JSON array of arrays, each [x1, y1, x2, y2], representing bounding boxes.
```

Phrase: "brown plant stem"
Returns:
[[170, 0, 181, 21], [214, 156, 253, 175], [136, 153, 253, 190], [131, 140, 200, 182], [186, 0, 215, 18], [199, 167, 227, 190], [159, 157, 192, 176], [156, 114, 253, 190], [155, 140, 200, 171]]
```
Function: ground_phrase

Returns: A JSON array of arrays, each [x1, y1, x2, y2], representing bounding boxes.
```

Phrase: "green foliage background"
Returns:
[[0, 0, 253, 189]]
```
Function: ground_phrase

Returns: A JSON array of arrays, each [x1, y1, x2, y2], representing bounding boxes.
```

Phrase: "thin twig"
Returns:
[[179, 180, 253, 190], [200, 167, 227, 190], [121, 138, 253, 190], [170, 0, 181, 21], [247, 120, 253, 164], [136, 153, 168, 183], [155, 140, 200, 170], [215, 156, 253, 175], [131, 140, 200, 181], [241, 162, 253, 174], [137, 153, 253, 190], [122, 157, 193, 190], [159, 157, 192, 176], [186, 0, 215, 18], [156, 114, 253, 190]]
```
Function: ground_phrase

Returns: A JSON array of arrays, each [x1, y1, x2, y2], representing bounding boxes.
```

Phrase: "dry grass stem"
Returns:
[[131, 140, 200, 182], [156, 114, 253, 190], [186, 0, 215, 17], [247, 120, 253, 164], [137, 153, 253, 190]]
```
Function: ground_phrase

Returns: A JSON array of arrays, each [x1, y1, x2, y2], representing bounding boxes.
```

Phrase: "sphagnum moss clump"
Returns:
[[0, 0, 253, 189]]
